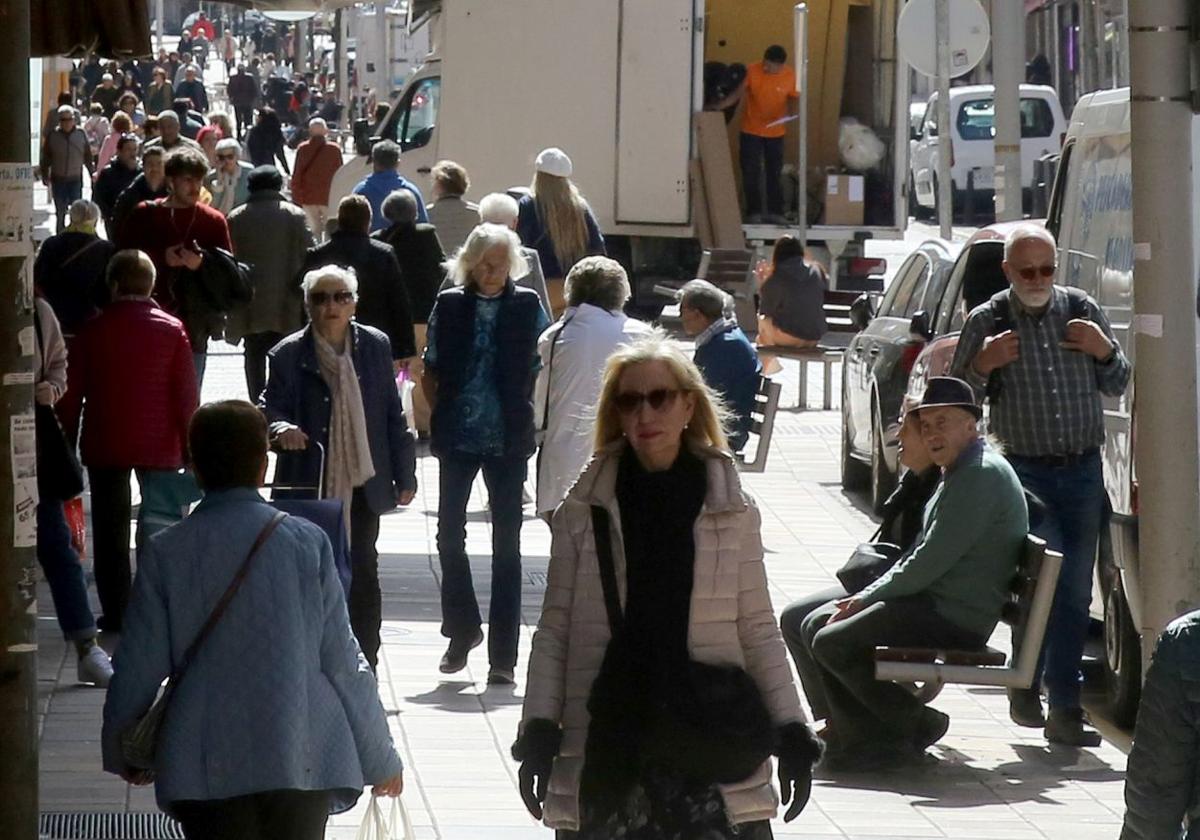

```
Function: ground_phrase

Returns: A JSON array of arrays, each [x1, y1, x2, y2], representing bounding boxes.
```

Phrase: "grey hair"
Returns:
[[1003, 224, 1057, 261], [371, 140, 401, 170], [680, 279, 730, 321], [157, 110, 180, 126], [215, 137, 240, 154], [68, 199, 100, 227], [445, 223, 527, 289], [300, 264, 359, 299], [308, 116, 327, 131], [381, 188, 419, 224], [565, 256, 631, 311], [477, 192, 519, 226]]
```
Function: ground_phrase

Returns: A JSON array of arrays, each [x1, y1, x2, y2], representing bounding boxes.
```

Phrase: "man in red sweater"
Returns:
[[58, 250, 198, 633], [122, 148, 232, 385], [290, 117, 344, 241]]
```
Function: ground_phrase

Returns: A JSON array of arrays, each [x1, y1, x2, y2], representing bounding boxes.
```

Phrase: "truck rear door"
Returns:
[[614, 0, 696, 225]]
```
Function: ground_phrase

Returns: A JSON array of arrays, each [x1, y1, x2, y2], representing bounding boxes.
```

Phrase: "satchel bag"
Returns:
[[33, 313, 83, 502], [589, 505, 775, 786], [36, 404, 84, 502], [835, 525, 903, 595], [120, 511, 287, 771]]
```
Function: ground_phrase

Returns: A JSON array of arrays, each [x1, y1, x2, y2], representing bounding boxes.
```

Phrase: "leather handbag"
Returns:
[[33, 311, 84, 502], [835, 532, 904, 595], [36, 404, 84, 502], [589, 505, 775, 785], [120, 511, 287, 771]]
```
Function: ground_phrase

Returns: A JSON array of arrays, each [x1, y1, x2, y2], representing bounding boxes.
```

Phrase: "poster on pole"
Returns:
[[11, 414, 37, 548], [0, 163, 35, 259]]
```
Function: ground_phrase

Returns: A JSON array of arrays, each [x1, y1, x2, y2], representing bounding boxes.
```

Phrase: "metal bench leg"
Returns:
[[823, 359, 833, 411], [797, 361, 808, 410]]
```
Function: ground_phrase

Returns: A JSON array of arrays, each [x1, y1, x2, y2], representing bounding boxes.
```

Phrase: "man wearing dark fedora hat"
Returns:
[[800, 377, 1028, 770]]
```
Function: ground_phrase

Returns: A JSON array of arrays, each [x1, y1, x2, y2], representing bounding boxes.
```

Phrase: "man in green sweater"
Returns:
[[806, 377, 1028, 770]]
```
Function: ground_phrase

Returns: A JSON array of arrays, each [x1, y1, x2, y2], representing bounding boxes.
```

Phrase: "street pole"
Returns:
[[935, 0, 952, 240], [794, 3, 808, 248], [295, 19, 308, 79], [156, 0, 165, 52], [991, 0, 1024, 221], [0, 0, 39, 834], [335, 9, 347, 128], [1129, 0, 1200, 661], [382, 6, 393, 97]]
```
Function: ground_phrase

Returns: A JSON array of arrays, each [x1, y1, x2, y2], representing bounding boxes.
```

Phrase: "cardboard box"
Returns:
[[823, 174, 865, 226]]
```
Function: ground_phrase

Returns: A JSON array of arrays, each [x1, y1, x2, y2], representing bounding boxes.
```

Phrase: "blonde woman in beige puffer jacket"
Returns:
[[513, 335, 822, 839]]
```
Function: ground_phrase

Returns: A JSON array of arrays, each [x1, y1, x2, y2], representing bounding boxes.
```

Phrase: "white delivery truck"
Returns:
[[325, 0, 909, 311], [1043, 87, 1137, 727]]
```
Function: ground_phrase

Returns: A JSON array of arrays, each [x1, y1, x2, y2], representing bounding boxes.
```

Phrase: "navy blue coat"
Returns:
[[693, 323, 762, 452], [515, 194, 606, 280], [425, 282, 544, 460], [261, 323, 416, 515]]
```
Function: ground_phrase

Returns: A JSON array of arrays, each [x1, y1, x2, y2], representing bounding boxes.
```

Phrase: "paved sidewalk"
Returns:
[[34, 349, 1130, 839]]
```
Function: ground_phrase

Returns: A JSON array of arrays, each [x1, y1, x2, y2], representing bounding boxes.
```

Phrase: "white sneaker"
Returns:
[[77, 645, 114, 688]]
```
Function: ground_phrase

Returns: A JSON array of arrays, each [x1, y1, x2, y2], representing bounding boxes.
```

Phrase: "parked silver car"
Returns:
[[841, 239, 958, 512]]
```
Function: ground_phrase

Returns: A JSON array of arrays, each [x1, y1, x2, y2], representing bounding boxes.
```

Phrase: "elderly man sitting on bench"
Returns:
[[679, 279, 762, 451], [796, 377, 1028, 771]]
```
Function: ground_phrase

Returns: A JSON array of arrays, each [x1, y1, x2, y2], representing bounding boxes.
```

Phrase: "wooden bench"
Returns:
[[737, 375, 782, 473], [656, 248, 757, 332], [873, 534, 1063, 701], [757, 289, 862, 411]]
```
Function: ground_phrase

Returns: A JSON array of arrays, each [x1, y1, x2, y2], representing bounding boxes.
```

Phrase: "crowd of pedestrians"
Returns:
[[27, 20, 1182, 839]]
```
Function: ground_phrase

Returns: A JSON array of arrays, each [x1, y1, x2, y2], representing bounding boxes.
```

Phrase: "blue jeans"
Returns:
[[37, 501, 97, 641], [193, 351, 207, 393], [436, 453, 527, 670], [1009, 451, 1106, 709], [51, 178, 83, 233]]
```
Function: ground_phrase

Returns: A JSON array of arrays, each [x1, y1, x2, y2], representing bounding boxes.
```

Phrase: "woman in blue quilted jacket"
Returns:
[[102, 400, 403, 838]]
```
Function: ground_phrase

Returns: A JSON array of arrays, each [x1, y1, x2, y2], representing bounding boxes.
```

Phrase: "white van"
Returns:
[[1044, 87, 1137, 725], [910, 84, 1066, 216]]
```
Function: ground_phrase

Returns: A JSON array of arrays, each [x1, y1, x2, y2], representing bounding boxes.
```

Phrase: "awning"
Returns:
[[31, 0, 152, 58]]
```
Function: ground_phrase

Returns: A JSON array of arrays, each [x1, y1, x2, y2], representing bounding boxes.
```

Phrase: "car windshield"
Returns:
[[956, 97, 1056, 141]]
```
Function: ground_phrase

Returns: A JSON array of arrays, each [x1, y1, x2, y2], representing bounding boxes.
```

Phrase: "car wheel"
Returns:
[[841, 410, 869, 491], [870, 412, 896, 515], [1104, 579, 1142, 728]]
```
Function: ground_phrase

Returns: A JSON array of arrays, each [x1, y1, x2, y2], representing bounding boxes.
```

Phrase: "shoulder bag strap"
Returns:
[[59, 238, 107, 271], [171, 510, 287, 681], [540, 313, 575, 432], [589, 504, 623, 634]]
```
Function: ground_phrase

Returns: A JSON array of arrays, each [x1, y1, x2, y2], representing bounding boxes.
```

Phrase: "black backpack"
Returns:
[[985, 287, 1090, 402]]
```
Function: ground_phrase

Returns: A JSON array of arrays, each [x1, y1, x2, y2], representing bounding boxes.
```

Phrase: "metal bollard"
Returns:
[[966, 169, 976, 226]]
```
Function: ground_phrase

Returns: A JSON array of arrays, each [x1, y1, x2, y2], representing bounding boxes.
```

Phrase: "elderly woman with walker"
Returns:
[[261, 264, 417, 672]]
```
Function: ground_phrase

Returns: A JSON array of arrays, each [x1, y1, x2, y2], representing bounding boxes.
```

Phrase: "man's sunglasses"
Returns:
[[1016, 264, 1056, 280], [614, 388, 680, 415], [309, 290, 354, 306], [217, 153, 237, 160]]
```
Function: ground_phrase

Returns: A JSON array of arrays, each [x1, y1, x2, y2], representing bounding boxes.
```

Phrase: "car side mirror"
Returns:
[[850, 293, 875, 332], [909, 310, 933, 341]]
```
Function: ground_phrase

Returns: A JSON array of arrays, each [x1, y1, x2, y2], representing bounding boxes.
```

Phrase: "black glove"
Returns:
[[511, 718, 562, 820], [776, 722, 824, 822]]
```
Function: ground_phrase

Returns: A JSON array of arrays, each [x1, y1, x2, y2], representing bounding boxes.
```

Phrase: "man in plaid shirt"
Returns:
[[950, 225, 1130, 747]]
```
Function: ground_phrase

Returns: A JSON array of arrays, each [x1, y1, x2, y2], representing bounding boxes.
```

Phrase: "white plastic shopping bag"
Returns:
[[395, 369, 417, 436], [356, 795, 415, 840]]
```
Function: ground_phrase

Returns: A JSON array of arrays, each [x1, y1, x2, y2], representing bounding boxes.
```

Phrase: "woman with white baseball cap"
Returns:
[[516, 147, 607, 318]]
